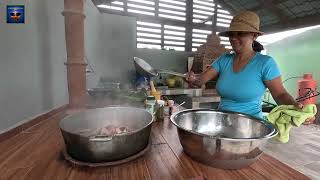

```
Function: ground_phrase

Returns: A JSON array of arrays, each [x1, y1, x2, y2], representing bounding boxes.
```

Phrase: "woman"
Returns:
[[187, 11, 302, 119]]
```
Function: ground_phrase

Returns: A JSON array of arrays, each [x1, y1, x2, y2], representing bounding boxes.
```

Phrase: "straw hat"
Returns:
[[218, 11, 264, 37]]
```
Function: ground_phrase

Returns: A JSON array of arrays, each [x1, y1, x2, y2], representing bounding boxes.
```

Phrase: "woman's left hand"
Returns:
[[293, 102, 304, 109]]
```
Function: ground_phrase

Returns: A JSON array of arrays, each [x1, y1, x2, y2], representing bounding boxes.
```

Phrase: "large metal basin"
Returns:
[[170, 109, 277, 169], [59, 107, 153, 163]]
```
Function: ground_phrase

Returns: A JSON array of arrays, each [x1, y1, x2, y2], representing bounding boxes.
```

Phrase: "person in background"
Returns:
[[187, 11, 302, 119]]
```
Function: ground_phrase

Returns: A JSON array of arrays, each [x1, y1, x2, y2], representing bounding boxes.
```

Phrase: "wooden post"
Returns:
[[62, 0, 87, 109], [185, 0, 193, 52]]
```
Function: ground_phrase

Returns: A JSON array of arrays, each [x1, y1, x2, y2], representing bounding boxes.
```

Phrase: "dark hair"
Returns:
[[252, 40, 264, 52]]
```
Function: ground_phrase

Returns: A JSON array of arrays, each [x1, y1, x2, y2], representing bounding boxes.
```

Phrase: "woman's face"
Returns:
[[228, 32, 257, 53]]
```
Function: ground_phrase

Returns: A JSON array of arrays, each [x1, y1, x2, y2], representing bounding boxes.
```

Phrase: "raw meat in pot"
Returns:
[[97, 126, 129, 136]]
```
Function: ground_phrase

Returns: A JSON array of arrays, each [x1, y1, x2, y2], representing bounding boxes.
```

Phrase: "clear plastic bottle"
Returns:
[[155, 100, 165, 121], [145, 96, 156, 116], [168, 100, 174, 116]]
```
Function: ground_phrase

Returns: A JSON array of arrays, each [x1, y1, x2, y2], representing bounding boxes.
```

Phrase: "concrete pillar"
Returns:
[[62, 0, 87, 109]]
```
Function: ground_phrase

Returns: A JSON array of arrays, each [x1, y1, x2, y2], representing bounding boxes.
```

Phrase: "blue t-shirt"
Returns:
[[211, 52, 281, 119]]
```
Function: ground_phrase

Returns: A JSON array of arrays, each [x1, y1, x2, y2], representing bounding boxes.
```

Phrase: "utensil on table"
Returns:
[[175, 101, 186, 110]]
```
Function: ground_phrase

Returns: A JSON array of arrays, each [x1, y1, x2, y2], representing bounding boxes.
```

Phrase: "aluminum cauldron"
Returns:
[[59, 107, 153, 163], [170, 109, 277, 169]]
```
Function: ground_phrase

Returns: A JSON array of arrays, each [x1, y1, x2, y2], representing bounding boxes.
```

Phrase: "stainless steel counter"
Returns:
[[157, 88, 202, 97], [190, 95, 221, 108]]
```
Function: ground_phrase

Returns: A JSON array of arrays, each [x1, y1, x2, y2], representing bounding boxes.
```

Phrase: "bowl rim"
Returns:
[[59, 106, 153, 138], [170, 108, 278, 141]]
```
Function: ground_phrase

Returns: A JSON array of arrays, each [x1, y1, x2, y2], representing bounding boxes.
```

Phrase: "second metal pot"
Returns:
[[170, 109, 278, 169]]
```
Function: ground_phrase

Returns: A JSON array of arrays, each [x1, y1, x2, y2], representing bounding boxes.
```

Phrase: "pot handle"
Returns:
[[89, 135, 113, 142]]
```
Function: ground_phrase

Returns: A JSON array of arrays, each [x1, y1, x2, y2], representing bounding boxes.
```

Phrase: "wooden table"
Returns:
[[0, 110, 310, 180]]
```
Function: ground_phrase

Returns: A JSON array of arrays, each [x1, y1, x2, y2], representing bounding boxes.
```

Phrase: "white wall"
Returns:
[[0, 0, 68, 133], [135, 49, 191, 73], [99, 13, 137, 84], [84, 0, 104, 88], [0, 0, 194, 133], [84, 9, 191, 86], [266, 28, 320, 103]]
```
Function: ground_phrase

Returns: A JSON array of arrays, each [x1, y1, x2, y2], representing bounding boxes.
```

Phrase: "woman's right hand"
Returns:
[[186, 71, 197, 83], [186, 71, 201, 87]]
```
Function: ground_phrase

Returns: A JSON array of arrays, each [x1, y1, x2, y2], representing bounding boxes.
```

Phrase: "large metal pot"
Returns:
[[59, 107, 153, 163], [170, 109, 278, 169]]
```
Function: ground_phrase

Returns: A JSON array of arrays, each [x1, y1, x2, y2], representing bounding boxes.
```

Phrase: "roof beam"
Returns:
[[258, 0, 289, 24], [249, 0, 288, 12], [185, 0, 193, 51], [261, 14, 320, 33], [273, 0, 289, 4], [214, 0, 239, 14], [93, 0, 115, 4]]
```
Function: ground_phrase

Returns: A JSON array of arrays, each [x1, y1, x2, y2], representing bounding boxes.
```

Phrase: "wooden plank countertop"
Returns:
[[0, 110, 310, 180]]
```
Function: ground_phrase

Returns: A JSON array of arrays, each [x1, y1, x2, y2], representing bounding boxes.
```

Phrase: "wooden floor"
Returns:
[[0, 110, 311, 180], [265, 124, 320, 180]]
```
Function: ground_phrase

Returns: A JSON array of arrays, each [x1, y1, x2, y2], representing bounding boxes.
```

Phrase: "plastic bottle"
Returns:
[[145, 96, 156, 115], [168, 100, 174, 116], [155, 100, 165, 121], [297, 73, 317, 105], [150, 80, 161, 100]]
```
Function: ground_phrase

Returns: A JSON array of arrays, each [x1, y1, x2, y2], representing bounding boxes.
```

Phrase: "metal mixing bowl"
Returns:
[[170, 109, 278, 169]]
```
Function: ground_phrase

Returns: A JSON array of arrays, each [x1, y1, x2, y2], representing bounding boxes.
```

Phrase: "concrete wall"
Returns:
[[266, 28, 320, 103], [99, 13, 137, 84], [84, 10, 191, 86], [0, 0, 68, 133], [135, 49, 192, 73], [0, 0, 190, 133], [84, 0, 104, 88]]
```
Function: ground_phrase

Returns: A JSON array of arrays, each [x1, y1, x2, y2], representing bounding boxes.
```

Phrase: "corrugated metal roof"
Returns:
[[221, 0, 320, 32], [94, 0, 320, 33]]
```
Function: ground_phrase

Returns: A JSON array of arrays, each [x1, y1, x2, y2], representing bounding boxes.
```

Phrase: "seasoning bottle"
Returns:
[[150, 80, 162, 100], [155, 100, 165, 121], [145, 96, 156, 115]]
